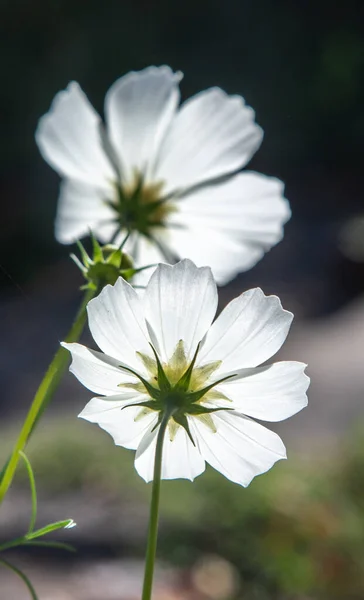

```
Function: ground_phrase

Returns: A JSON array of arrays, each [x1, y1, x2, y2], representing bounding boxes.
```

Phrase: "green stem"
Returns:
[[0, 557, 38, 600], [19, 452, 37, 535], [0, 536, 27, 552], [141, 413, 170, 600], [0, 287, 96, 503]]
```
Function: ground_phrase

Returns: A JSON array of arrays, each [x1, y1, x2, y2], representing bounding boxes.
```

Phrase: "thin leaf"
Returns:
[[0, 536, 27, 552], [0, 457, 9, 485], [19, 451, 37, 535], [27, 519, 75, 540], [24, 540, 76, 553]]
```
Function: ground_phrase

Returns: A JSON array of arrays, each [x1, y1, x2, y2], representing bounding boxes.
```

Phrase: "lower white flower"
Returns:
[[63, 260, 309, 487]]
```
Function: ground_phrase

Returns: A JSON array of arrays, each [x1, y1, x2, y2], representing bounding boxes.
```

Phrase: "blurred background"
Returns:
[[1, 0, 364, 598]]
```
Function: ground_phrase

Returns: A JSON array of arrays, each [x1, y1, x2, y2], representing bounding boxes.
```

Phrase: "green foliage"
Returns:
[[4, 420, 364, 599], [0, 451, 76, 554], [0, 452, 75, 599]]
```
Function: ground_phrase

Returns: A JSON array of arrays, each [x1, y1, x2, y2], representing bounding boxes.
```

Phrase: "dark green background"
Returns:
[[1, 0, 363, 315]]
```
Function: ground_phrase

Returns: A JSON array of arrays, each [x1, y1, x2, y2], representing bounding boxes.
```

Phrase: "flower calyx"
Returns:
[[70, 233, 149, 291], [107, 174, 172, 237], [121, 342, 235, 444]]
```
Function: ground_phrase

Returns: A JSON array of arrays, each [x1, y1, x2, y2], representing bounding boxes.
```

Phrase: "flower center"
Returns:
[[163, 389, 188, 410], [108, 172, 174, 236], [119, 340, 234, 441]]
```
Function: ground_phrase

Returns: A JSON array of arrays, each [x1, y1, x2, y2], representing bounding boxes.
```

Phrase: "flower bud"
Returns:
[[70, 234, 135, 291]]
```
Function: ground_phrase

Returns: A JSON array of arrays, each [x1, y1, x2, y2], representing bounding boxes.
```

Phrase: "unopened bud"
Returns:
[[70, 233, 135, 291]]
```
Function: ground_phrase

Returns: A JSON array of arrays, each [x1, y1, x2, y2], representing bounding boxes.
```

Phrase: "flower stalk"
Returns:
[[0, 557, 38, 600], [141, 411, 171, 600], [0, 287, 96, 502]]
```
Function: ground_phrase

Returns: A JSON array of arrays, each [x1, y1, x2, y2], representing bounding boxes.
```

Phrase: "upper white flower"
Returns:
[[63, 259, 309, 486], [36, 66, 290, 285]]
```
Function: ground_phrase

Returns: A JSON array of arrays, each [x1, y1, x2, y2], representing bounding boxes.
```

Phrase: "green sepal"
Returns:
[[119, 365, 161, 400], [106, 247, 122, 267], [90, 230, 103, 262], [149, 344, 171, 393], [72, 233, 135, 290], [172, 413, 196, 446], [119, 264, 157, 283], [79, 282, 96, 291], [186, 404, 233, 416], [187, 374, 236, 404], [120, 400, 161, 413], [175, 342, 200, 392], [70, 253, 87, 273], [76, 240, 91, 266], [119, 231, 131, 252], [151, 412, 164, 432], [131, 173, 144, 199]]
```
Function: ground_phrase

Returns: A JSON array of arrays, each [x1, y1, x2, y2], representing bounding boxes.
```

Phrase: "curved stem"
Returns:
[[19, 452, 37, 535], [141, 413, 170, 600], [0, 287, 96, 503], [0, 536, 27, 552], [0, 557, 38, 600]]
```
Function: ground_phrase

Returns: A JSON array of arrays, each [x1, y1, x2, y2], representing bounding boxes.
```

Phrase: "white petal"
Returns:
[[169, 173, 290, 240], [62, 342, 129, 395], [163, 223, 264, 286], [191, 410, 286, 487], [55, 179, 118, 244], [217, 361, 309, 422], [105, 66, 182, 184], [154, 88, 263, 194], [134, 421, 205, 482], [165, 172, 290, 283], [124, 232, 167, 288], [144, 260, 218, 362], [133, 232, 167, 265], [36, 82, 115, 187], [79, 397, 157, 450], [87, 277, 151, 369], [198, 288, 293, 371]]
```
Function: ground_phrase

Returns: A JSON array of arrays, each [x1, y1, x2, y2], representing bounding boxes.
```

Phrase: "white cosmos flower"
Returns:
[[63, 259, 309, 486], [36, 66, 290, 285]]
